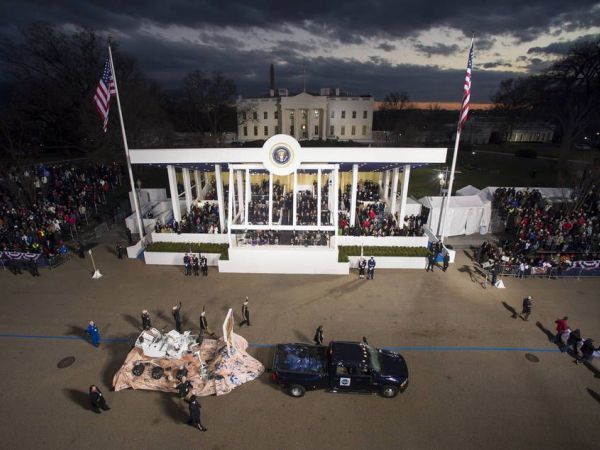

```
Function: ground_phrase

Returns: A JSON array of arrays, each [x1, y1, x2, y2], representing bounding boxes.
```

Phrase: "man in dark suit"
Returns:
[[239, 298, 250, 327], [89, 385, 110, 414], [188, 395, 207, 431], [172, 302, 183, 333]]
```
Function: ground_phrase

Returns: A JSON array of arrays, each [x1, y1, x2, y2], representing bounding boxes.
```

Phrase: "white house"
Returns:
[[237, 88, 374, 143]]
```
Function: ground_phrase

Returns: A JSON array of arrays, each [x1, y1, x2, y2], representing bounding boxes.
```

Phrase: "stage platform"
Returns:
[[218, 245, 349, 275]]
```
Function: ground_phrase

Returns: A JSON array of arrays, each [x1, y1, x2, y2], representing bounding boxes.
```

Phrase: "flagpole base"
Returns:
[[92, 270, 103, 279]]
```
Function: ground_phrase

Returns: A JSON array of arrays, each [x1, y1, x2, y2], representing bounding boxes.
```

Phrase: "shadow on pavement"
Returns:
[[102, 339, 135, 389], [161, 395, 188, 424], [293, 329, 311, 342], [587, 388, 600, 403], [501, 301, 518, 319], [105, 244, 117, 256], [535, 321, 555, 342], [122, 314, 141, 331], [462, 249, 475, 261], [63, 388, 90, 411]]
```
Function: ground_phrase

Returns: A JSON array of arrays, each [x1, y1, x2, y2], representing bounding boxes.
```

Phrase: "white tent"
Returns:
[[456, 185, 480, 196], [419, 195, 492, 237], [405, 196, 423, 216]]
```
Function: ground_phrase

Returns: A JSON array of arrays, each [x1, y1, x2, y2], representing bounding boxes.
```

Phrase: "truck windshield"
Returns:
[[365, 345, 382, 373]]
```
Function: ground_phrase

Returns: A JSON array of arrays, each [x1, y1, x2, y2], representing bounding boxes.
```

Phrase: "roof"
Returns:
[[330, 341, 370, 366], [240, 91, 373, 100], [419, 195, 490, 209]]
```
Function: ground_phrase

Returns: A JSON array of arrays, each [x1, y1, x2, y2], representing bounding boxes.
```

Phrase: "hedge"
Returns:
[[338, 246, 428, 262], [145, 242, 229, 260]]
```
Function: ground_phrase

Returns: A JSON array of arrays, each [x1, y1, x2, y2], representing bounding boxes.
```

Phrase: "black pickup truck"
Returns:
[[271, 341, 408, 398]]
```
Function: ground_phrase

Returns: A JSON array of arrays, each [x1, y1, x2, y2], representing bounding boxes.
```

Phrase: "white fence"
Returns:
[[151, 232, 229, 244]]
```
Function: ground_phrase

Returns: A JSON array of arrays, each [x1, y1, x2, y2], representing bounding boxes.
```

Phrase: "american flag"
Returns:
[[93, 57, 116, 132], [458, 41, 474, 131]]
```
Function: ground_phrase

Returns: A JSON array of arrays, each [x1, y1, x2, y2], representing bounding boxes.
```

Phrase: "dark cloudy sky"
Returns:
[[0, 1, 598, 102]]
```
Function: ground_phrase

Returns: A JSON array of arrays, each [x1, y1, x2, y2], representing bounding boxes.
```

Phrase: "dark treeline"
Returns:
[[0, 23, 238, 162]]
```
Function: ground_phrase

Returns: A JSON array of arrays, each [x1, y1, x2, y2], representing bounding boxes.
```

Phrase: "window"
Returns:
[[341, 110, 346, 119], [254, 126, 258, 136], [363, 110, 367, 119], [253, 111, 257, 120], [264, 126, 269, 136], [351, 125, 356, 135], [362, 125, 367, 136], [241, 112, 246, 121], [352, 111, 356, 119], [243, 126, 247, 136], [330, 111, 335, 119], [329, 125, 334, 136], [341, 126, 345, 135], [263, 111, 268, 120], [274, 111, 278, 120], [275, 126, 280, 134], [314, 125, 319, 135]]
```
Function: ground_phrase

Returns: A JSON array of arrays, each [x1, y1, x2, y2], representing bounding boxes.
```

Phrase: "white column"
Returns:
[[167, 165, 181, 222], [333, 165, 339, 248], [398, 164, 411, 228], [268, 172, 273, 227], [193, 170, 201, 200], [236, 170, 244, 220], [350, 164, 358, 226], [383, 170, 391, 200], [317, 168, 322, 227], [182, 168, 193, 213], [292, 170, 297, 227], [214, 164, 225, 232], [228, 167, 233, 246], [390, 167, 399, 215], [244, 169, 250, 226]]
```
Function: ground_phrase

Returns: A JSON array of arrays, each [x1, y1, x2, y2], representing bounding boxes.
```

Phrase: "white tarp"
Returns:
[[477, 186, 573, 202], [419, 195, 492, 237]]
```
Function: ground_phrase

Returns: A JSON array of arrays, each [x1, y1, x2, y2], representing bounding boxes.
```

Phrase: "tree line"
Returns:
[[0, 23, 238, 161]]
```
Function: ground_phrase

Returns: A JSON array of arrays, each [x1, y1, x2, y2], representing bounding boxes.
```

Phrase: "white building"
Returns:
[[508, 123, 555, 143], [236, 88, 374, 143]]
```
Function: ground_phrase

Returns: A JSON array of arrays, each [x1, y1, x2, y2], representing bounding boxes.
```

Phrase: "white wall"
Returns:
[[347, 256, 428, 269], [144, 252, 221, 266], [129, 188, 167, 211], [337, 235, 428, 247]]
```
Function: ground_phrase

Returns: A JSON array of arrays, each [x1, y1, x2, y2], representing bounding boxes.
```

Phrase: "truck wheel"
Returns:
[[287, 385, 306, 398], [380, 385, 399, 398]]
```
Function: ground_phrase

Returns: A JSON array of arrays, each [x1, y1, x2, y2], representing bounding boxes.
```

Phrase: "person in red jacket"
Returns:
[[554, 316, 569, 346]]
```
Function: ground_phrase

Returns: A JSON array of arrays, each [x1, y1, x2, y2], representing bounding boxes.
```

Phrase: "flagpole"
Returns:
[[108, 45, 145, 241], [439, 37, 474, 244]]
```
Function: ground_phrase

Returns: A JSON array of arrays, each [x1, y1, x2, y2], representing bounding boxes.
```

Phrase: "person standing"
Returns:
[[183, 254, 191, 276], [313, 325, 324, 346], [192, 254, 200, 276], [141, 310, 152, 330], [172, 302, 183, 333], [554, 316, 569, 343], [521, 296, 533, 321], [358, 257, 366, 279], [442, 252, 450, 272], [188, 395, 207, 432], [89, 385, 110, 414], [426, 251, 435, 272], [201, 255, 208, 277], [239, 297, 250, 327], [116, 243, 124, 259], [199, 308, 214, 336], [86, 321, 101, 347], [367, 256, 376, 280]]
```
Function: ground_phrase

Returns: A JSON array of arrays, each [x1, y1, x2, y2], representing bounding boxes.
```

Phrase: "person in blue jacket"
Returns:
[[86, 321, 100, 347], [367, 256, 376, 280]]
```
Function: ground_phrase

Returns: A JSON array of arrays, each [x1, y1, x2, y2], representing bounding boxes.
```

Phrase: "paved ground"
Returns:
[[1, 241, 599, 450]]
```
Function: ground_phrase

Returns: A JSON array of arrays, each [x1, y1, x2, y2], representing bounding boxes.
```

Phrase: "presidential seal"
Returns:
[[271, 146, 292, 166], [262, 134, 302, 176]]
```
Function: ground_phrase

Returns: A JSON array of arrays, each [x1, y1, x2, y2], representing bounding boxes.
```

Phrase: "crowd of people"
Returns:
[[0, 162, 123, 258], [480, 184, 600, 277], [238, 230, 330, 247], [339, 205, 426, 237], [154, 202, 221, 234]]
